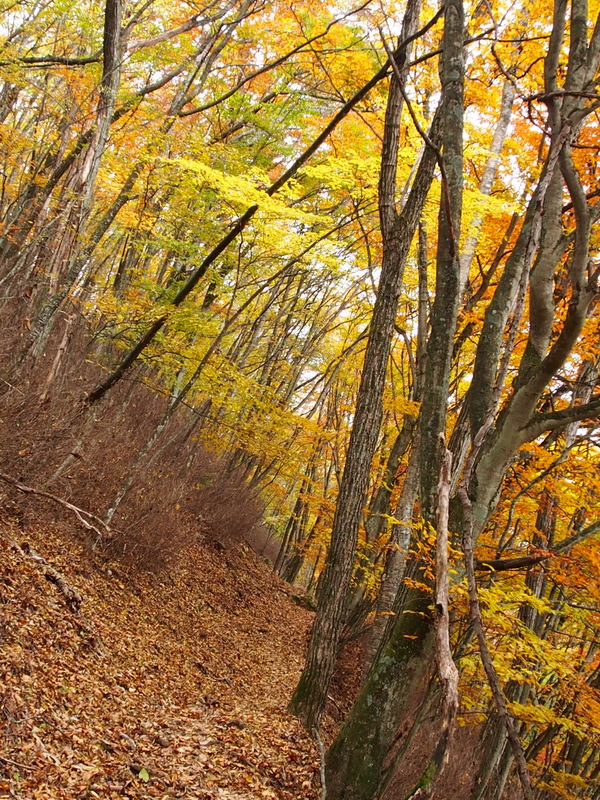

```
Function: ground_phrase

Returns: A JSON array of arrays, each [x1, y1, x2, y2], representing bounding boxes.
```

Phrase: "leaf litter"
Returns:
[[0, 503, 320, 799]]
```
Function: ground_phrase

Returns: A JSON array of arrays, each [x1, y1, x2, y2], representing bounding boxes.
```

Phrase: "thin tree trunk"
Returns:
[[27, 0, 123, 357], [362, 218, 429, 675], [104, 358, 204, 524], [459, 78, 515, 294]]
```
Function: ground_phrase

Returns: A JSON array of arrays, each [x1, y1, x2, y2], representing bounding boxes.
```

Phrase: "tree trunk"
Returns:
[[288, 8, 443, 728], [361, 428, 419, 676], [26, 0, 123, 359], [325, 582, 436, 800], [324, 1, 465, 792]]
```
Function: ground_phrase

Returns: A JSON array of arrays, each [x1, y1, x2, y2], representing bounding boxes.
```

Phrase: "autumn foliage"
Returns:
[[1, 0, 600, 797]]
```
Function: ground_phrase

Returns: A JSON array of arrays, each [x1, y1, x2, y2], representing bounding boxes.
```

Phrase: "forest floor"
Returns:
[[0, 496, 322, 800]]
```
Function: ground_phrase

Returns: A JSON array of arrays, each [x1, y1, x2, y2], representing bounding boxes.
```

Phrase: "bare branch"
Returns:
[[313, 728, 327, 800], [179, 0, 384, 117], [127, 13, 211, 54], [475, 554, 548, 572], [0, 470, 119, 546], [85, 8, 445, 405], [523, 394, 600, 440], [4, 52, 102, 66]]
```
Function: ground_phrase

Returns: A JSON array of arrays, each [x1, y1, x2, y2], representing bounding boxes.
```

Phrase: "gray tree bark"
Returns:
[[323, 0, 465, 793], [288, 2, 444, 729]]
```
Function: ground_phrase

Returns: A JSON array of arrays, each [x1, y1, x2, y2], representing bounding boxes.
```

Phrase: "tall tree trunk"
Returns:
[[459, 79, 515, 294], [361, 427, 419, 677], [362, 219, 429, 674], [324, 0, 465, 792], [27, 0, 123, 359], [288, 5, 444, 729]]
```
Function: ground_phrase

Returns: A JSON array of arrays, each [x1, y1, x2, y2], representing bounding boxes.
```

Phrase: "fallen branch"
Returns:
[[0, 754, 36, 772], [5, 535, 82, 613], [2, 528, 105, 654], [0, 469, 118, 546]]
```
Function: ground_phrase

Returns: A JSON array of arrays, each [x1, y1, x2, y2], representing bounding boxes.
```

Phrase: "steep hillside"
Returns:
[[0, 498, 320, 800]]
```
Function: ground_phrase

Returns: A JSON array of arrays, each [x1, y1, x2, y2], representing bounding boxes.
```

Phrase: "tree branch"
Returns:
[[179, 0, 380, 117], [477, 517, 600, 572], [85, 8, 445, 405], [523, 394, 600, 440], [554, 518, 600, 553], [6, 52, 102, 66], [460, 485, 534, 800], [0, 470, 119, 547], [475, 554, 548, 572]]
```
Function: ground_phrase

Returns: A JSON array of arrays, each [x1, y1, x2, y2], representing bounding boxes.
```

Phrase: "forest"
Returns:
[[1, 0, 600, 797]]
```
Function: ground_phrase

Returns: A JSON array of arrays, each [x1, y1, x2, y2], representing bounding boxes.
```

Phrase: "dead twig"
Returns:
[[0, 754, 36, 771], [0, 469, 119, 546]]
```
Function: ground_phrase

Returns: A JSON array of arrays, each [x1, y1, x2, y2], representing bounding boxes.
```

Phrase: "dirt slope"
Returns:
[[0, 501, 320, 800]]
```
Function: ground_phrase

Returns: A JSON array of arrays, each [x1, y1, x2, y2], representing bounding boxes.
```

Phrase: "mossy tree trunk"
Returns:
[[325, 583, 435, 800], [324, 0, 465, 793], [325, 0, 600, 797]]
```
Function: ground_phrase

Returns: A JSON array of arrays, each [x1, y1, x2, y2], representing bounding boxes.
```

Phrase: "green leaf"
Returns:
[[138, 768, 150, 782]]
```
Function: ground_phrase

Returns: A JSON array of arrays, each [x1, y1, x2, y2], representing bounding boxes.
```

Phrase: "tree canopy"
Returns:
[[1, 0, 600, 797]]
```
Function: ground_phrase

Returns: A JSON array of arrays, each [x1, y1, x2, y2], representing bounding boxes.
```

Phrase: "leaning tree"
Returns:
[[291, 0, 600, 797]]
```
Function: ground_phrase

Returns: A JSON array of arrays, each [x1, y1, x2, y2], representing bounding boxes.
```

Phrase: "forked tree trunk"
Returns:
[[324, 0, 465, 793], [288, 24, 443, 726]]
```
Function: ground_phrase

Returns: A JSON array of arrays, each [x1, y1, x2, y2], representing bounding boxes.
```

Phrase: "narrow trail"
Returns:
[[0, 503, 320, 800]]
